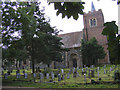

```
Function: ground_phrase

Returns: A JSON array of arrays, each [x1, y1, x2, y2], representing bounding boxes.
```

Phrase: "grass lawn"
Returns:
[[2, 64, 120, 88]]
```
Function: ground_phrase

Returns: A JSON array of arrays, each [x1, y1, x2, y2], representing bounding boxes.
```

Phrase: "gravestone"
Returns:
[[24, 73, 27, 79], [91, 70, 94, 77], [88, 71, 91, 78], [97, 71, 99, 78], [16, 73, 20, 79], [61, 69, 64, 74], [70, 68, 72, 74], [97, 67, 99, 71], [58, 74, 61, 81], [67, 73, 70, 79], [39, 72, 44, 82], [104, 69, 106, 74], [76, 72, 80, 77], [23, 70, 25, 74], [106, 70, 108, 74], [2, 70, 4, 75], [51, 73, 54, 80], [46, 73, 49, 80], [73, 71, 77, 78], [73, 67, 75, 73], [114, 70, 120, 81], [110, 67, 112, 72], [61, 74, 64, 80], [84, 74, 86, 82], [4, 73, 8, 79], [7, 70, 11, 75], [33, 73, 36, 78]]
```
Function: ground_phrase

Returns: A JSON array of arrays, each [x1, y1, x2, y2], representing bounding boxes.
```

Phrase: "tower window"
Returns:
[[89, 18, 97, 27]]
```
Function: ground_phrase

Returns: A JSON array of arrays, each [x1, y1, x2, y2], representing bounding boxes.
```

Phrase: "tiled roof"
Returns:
[[58, 31, 83, 49]]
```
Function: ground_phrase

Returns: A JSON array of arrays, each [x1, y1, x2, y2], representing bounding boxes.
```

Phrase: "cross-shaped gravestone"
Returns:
[[67, 73, 70, 79]]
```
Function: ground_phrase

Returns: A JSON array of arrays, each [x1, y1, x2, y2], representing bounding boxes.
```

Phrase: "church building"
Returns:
[[54, 2, 110, 68]]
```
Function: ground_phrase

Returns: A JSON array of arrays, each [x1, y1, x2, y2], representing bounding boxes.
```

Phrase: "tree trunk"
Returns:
[[32, 60, 35, 73]]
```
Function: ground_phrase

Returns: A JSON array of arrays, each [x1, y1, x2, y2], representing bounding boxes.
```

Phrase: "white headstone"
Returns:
[[61, 69, 64, 74]]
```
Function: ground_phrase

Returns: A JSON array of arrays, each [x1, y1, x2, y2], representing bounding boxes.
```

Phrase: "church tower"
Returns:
[[83, 2, 110, 64]]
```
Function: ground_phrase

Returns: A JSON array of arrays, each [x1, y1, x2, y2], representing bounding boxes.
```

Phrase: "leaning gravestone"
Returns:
[[58, 73, 61, 81], [67, 73, 70, 79]]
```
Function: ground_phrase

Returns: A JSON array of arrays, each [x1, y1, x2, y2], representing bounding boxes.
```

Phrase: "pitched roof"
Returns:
[[58, 31, 83, 49]]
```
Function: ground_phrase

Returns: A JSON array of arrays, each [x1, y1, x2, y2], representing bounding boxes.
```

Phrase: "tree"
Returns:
[[48, 2, 85, 20], [102, 21, 120, 64], [2, 2, 64, 73], [81, 37, 106, 66]]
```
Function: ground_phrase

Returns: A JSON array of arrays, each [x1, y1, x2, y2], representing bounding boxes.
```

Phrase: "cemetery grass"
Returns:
[[2, 65, 120, 88]]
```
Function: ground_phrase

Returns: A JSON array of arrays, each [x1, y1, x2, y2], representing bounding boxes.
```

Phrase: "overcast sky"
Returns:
[[40, 0, 118, 34]]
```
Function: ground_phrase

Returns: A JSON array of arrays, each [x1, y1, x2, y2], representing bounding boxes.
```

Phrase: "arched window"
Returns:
[[89, 18, 97, 27]]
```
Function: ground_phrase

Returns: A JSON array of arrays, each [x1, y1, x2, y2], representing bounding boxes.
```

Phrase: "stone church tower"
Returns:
[[83, 2, 110, 64]]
